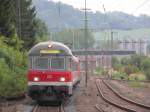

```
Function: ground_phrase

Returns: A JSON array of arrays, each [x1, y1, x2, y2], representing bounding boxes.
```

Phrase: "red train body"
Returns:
[[27, 41, 80, 101]]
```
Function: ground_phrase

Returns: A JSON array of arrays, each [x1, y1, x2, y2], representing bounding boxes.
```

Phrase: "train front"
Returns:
[[27, 41, 76, 101]]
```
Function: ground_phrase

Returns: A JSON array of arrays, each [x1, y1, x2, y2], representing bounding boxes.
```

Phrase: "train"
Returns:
[[27, 41, 81, 101]]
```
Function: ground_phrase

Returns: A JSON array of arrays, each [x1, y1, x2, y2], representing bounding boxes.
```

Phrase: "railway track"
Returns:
[[95, 78, 150, 112], [32, 103, 65, 112], [95, 104, 105, 112]]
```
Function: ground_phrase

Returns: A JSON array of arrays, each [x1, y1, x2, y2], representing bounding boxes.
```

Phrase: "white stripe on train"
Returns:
[[28, 81, 73, 86]]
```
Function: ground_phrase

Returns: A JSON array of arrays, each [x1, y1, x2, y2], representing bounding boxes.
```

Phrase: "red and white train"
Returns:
[[27, 41, 80, 101]]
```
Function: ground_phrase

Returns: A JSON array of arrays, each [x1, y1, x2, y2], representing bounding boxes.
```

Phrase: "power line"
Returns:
[[132, 0, 150, 14], [119, 0, 150, 27]]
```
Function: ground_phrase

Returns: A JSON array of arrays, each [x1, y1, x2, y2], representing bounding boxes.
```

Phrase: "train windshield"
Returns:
[[34, 57, 48, 70], [51, 57, 65, 70]]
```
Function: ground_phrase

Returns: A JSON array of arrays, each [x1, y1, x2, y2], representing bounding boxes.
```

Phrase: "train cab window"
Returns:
[[34, 57, 48, 70], [51, 58, 65, 70]]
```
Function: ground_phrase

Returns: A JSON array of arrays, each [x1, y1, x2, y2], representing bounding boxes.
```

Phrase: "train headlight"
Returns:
[[60, 77, 66, 82], [34, 77, 39, 82]]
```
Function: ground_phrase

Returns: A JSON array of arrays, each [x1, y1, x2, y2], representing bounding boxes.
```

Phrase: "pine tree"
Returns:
[[0, 0, 48, 49], [14, 0, 37, 49], [0, 0, 15, 37]]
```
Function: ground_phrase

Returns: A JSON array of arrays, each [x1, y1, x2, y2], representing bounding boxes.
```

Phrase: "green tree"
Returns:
[[0, 37, 27, 97], [35, 19, 49, 42], [0, 0, 48, 50], [0, 0, 15, 37], [14, 0, 37, 49], [130, 55, 144, 69], [112, 56, 119, 68], [141, 58, 150, 79], [121, 57, 130, 65]]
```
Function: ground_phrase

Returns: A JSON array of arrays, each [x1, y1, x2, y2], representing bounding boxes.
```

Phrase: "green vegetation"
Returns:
[[112, 72, 128, 80], [129, 81, 143, 87], [94, 67, 105, 75], [112, 55, 150, 81], [129, 81, 148, 88], [0, 0, 48, 98], [0, 37, 27, 97]]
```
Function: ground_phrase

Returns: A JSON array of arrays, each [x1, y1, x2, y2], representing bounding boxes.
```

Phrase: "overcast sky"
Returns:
[[48, 0, 150, 16]]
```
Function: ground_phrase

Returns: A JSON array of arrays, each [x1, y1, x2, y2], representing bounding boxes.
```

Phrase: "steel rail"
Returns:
[[32, 105, 39, 112], [95, 104, 105, 112], [102, 79, 150, 109], [95, 79, 137, 112], [32, 104, 65, 112], [58, 103, 65, 112]]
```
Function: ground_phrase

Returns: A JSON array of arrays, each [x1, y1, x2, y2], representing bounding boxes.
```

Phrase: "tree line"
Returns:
[[0, 0, 48, 50], [112, 55, 150, 80], [0, 0, 48, 98], [33, 0, 150, 31]]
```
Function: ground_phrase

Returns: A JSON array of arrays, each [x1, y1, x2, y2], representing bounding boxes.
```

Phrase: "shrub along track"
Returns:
[[98, 77, 150, 83], [32, 103, 65, 112], [95, 78, 150, 112]]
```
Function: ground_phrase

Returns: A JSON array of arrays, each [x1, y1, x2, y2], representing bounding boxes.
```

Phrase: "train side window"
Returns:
[[67, 58, 72, 70], [72, 63, 78, 71], [51, 57, 65, 70], [34, 57, 48, 70]]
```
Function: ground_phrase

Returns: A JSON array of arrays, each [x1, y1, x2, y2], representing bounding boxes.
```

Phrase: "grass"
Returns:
[[128, 73, 146, 81], [128, 81, 148, 88]]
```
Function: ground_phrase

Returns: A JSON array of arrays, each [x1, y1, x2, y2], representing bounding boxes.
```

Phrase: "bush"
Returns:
[[121, 57, 130, 65], [0, 37, 27, 97], [94, 67, 104, 75], [124, 65, 139, 75], [140, 58, 150, 80], [112, 71, 128, 80], [144, 69, 150, 80], [128, 73, 146, 81]]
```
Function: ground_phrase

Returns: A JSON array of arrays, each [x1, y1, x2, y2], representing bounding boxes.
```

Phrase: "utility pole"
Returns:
[[110, 31, 117, 78], [83, 0, 89, 87], [139, 39, 142, 56], [110, 31, 117, 50], [111, 31, 114, 50], [72, 30, 75, 50]]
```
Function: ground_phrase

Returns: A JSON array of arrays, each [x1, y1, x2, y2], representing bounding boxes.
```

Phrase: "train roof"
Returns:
[[29, 41, 73, 56]]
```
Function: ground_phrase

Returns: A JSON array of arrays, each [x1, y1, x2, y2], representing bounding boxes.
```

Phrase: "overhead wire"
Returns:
[[132, 0, 150, 14]]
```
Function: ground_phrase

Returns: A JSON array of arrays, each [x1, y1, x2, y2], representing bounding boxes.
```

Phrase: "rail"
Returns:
[[95, 79, 150, 112]]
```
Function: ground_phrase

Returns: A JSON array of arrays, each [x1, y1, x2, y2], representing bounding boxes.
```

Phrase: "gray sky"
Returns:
[[48, 0, 150, 16]]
